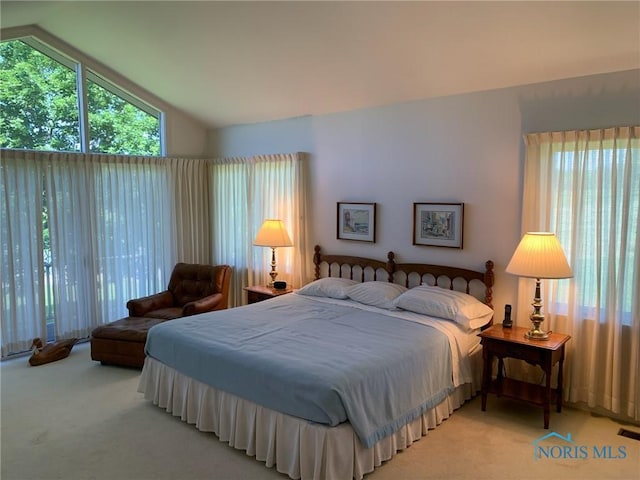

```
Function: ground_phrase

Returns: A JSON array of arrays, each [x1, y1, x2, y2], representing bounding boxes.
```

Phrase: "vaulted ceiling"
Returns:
[[2, 1, 639, 128]]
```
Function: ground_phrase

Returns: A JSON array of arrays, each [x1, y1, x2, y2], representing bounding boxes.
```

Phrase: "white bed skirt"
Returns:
[[138, 357, 476, 480]]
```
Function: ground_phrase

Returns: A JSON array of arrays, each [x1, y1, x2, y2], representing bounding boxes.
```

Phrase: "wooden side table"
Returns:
[[479, 324, 571, 429], [244, 285, 293, 304]]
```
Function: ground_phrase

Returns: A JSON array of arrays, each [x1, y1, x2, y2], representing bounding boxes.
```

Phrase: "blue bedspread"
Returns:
[[144, 293, 453, 448]]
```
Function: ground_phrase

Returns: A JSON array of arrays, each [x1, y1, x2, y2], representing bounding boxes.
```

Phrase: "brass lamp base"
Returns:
[[524, 277, 550, 341], [525, 326, 550, 340], [267, 247, 279, 288]]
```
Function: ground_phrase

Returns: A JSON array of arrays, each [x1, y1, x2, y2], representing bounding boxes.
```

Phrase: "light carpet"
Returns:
[[1, 342, 639, 480]]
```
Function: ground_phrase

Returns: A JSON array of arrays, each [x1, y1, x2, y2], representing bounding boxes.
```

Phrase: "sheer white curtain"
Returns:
[[210, 158, 250, 306], [1, 150, 175, 356], [210, 153, 310, 307], [45, 152, 100, 340], [168, 158, 210, 263], [1, 149, 309, 354], [250, 154, 310, 288], [520, 127, 640, 421], [0, 151, 47, 356]]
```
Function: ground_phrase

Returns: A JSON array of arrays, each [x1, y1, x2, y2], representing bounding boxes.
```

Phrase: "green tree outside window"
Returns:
[[0, 40, 80, 151], [1, 38, 161, 155]]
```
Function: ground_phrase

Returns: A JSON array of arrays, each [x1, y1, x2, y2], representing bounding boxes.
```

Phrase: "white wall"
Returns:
[[207, 69, 640, 318], [164, 107, 209, 157]]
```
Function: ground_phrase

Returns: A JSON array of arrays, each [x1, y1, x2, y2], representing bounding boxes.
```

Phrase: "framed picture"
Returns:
[[337, 202, 376, 242], [413, 202, 464, 248]]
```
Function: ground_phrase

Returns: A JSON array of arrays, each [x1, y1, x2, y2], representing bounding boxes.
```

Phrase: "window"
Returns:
[[1, 32, 167, 353], [522, 127, 639, 420], [0, 39, 80, 151], [551, 142, 638, 324], [525, 129, 639, 325], [0, 37, 162, 155], [87, 73, 160, 154], [1, 150, 175, 355], [211, 154, 310, 307]]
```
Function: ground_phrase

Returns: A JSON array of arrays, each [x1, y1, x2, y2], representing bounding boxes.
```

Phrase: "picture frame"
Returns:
[[337, 202, 376, 242], [413, 202, 464, 248]]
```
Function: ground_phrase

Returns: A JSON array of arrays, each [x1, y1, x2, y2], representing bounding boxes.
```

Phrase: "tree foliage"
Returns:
[[88, 80, 160, 155], [0, 40, 79, 151], [0, 39, 160, 155]]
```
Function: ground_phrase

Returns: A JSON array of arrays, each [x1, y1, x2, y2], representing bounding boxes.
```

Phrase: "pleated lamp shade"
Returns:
[[506, 232, 573, 279], [253, 219, 293, 247]]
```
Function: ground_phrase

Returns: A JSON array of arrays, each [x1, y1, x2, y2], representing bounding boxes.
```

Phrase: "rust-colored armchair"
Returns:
[[127, 263, 232, 319]]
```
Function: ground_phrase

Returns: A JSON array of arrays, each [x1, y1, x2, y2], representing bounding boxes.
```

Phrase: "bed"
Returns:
[[138, 246, 494, 479]]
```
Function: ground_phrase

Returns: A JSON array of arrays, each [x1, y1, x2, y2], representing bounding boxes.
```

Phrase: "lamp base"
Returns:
[[267, 247, 278, 288], [525, 278, 550, 340], [525, 328, 550, 340]]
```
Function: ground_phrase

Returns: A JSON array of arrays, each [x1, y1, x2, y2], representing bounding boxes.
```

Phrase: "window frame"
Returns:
[[1, 26, 166, 156]]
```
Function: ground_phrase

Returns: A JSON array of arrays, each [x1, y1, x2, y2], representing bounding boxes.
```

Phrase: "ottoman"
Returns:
[[90, 317, 168, 368]]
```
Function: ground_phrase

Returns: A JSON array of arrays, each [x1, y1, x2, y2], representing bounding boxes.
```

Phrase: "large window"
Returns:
[[1, 33, 167, 353], [524, 128, 639, 325], [1, 150, 175, 356], [0, 37, 162, 155], [522, 127, 639, 421], [550, 141, 638, 324]]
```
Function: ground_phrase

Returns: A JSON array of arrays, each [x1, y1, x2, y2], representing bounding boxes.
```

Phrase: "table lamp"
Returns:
[[253, 219, 293, 287], [505, 232, 573, 340]]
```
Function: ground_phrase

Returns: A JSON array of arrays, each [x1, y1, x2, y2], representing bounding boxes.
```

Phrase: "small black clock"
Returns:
[[273, 281, 287, 290]]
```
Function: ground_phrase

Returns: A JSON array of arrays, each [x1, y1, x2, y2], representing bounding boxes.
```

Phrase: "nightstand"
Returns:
[[479, 324, 571, 429], [244, 285, 293, 304]]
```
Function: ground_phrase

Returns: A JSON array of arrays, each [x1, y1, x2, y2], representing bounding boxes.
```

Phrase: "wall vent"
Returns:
[[617, 428, 640, 441]]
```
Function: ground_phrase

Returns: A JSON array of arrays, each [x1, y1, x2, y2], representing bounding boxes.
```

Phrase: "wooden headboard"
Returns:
[[313, 245, 494, 308], [313, 246, 395, 283]]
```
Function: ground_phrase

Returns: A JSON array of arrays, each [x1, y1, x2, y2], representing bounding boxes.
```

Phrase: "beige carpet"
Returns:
[[1, 342, 639, 480]]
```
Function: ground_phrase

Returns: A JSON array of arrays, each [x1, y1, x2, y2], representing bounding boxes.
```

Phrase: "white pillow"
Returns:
[[394, 285, 493, 330], [297, 277, 358, 299], [346, 281, 408, 310]]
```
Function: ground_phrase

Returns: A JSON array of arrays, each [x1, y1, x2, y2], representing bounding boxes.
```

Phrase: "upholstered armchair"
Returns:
[[126, 263, 232, 319]]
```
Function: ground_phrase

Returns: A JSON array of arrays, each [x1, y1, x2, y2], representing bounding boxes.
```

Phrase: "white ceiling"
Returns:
[[2, 1, 639, 129]]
